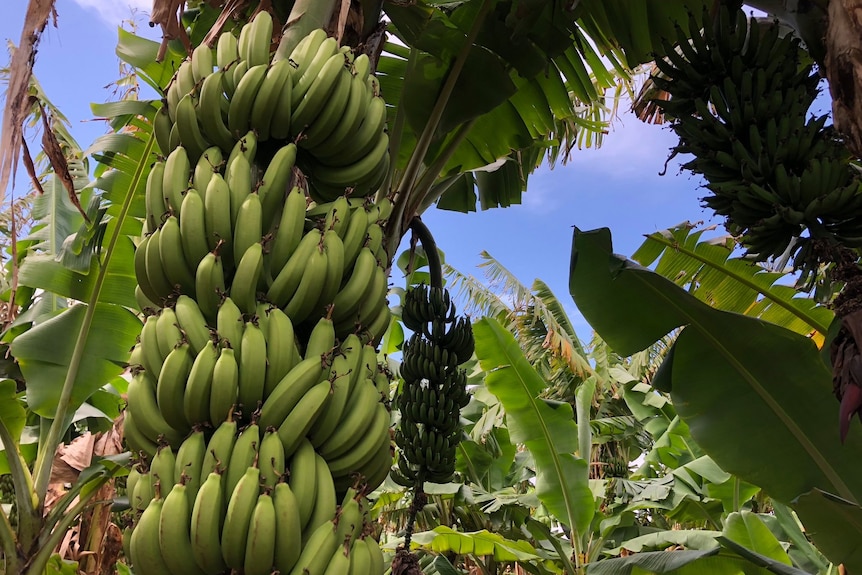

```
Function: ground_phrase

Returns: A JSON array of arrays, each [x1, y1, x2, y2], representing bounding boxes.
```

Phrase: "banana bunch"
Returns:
[[391, 285, 473, 487], [652, 5, 862, 274], [154, 15, 390, 203]]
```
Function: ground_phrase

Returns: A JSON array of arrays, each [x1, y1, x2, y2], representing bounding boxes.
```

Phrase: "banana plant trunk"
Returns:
[[824, 0, 862, 160]]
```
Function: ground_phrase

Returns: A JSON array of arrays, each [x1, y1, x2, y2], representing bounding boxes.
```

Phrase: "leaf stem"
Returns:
[[0, 417, 36, 553], [32, 129, 155, 502], [409, 119, 477, 216], [379, 46, 418, 204]]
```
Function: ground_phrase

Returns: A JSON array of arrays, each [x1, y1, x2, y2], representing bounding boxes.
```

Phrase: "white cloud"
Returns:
[[71, 0, 152, 28]]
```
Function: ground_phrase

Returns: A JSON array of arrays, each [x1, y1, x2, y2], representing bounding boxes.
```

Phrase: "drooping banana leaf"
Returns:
[[568, 226, 862, 569], [409, 525, 543, 562], [631, 224, 832, 343], [585, 549, 719, 575], [790, 489, 862, 574], [720, 511, 793, 567], [473, 317, 595, 535]]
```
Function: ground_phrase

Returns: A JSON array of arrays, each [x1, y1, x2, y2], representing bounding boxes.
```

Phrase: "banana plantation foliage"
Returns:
[[1, 0, 862, 574]]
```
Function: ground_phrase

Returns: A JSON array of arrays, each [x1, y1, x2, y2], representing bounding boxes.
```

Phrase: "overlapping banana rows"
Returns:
[[124, 424, 385, 575], [155, 11, 389, 204], [653, 6, 862, 262], [135, 137, 393, 342], [392, 285, 473, 487]]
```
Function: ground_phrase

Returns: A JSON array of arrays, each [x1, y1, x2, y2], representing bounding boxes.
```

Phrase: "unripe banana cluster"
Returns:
[[125, 17, 398, 575], [391, 285, 473, 486], [155, 12, 390, 204], [124, 429, 385, 575], [653, 7, 862, 271]]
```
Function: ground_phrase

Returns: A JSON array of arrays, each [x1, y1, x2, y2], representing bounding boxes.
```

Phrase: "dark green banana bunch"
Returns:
[[653, 6, 861, 279], [391, 286, 473, 486]]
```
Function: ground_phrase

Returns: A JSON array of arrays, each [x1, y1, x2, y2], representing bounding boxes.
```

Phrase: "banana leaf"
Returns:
[[409, 525, 543, 562], [473, 317, 595, 535], [10, 303, 140, 417], [586, 549, 720, 575], [569, 227, 862, 569], [721, 512, 792, 567], [790, 489, 862, 573]]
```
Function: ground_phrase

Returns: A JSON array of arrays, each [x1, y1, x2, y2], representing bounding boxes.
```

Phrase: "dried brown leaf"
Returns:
[[38, 102, 88, 222]]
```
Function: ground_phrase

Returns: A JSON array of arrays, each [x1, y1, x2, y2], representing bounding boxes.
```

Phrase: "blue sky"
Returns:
[[2, 0, 717, 341]]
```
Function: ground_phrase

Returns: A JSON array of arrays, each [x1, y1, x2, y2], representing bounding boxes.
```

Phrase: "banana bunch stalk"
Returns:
[[653, 6, 862, 279]]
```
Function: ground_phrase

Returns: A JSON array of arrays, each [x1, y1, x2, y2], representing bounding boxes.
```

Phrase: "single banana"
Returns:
[[162, 145, 191, 215], [311, 70, 367, 157], [228, 64, 268, 136], [288, 438, 317, 530], [176, 92, 210, 161], [287, 519, 338, 575], [230, 242, 264, 315], [287, 28, 328, 74], [135, 235, 161, 306], [159, 481, 208, 575], [258, 355, 330, 428], [145, 227, 176, 303], [331, 248, 377, 324], [197, 70, 236, 153], [300, 67, 353, 150], [130, 463, 155, 508], [258, 427, 286, 487], [174, 294, 212, 354], [209, 346, 239, 425], [348, 536, 372, 575], [268, 186, 308, 277], [194, 249, 226, 324], [315, 96, 385, 165], [139, 314, 165, 379], [338, 205, 370, 274], [365, 535, 385, 575], [246, 10, 273, 68], [145, 161, 167, 232], [283, 239, 328, 324], [313, 133, 389, 188], [273, 482, 303, 573], [275, 379, 332, 457], [263, 307, 300, 397], [150, 443, 177, 500], [177, 58, 196, 97], [308, 335, 363, 447], [321, 542, 350, 575], [204, 173, 234, 268], [179, 187, 211, 276], [216, 296, 244, 356], [201, 415, 237, 477], [226, 422, 260, 498], [305, 316, 336, 361], [183, 339, 219, 426], [129, 496, 173, 575], [238, 320, 267, 419], [226, 129, 259, 167], [192, 42, 214, 82], [250, 59, 292, 141], [156, 342, 194, 434], [226, 59, 247, 99], [159, 215, 197, 297], [223, 158, 251, 238], [257, 144, 297, 233], [334, 263, 387, 335], [266, 227, 322, 308], [232, 192, 263, 265], [313, 229, 345, 316], [190, 471, 228, 574], [155, 307, 183, 362], [269, 64, 294, 140], [221, 466, 261, 570], [153, 104, 173, 155], [334, 490, 363, 547], [243, 492, 277, 575], [217, 30, 239, 69], [192, 146, 223, 203], [304, 453, 337, 542]]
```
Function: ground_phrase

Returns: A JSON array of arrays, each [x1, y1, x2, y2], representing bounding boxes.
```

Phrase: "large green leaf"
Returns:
[[721, 512, 792, 566], [586, 550, 719, 575], [631, 225, 832, 342], [791, 489, 862, 574], [410, 526, 543, 562], [568, 228, 862, 506], [473, 317, 595, 535], [10, 304, 140, 417], [606, 530, 722, 554]]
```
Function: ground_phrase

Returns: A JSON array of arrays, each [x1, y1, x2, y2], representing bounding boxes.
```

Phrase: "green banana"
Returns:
[[283, 238, 328, 323], [145, 227, 176, 302], [124, 410, 158, 457], [268, 186, 309, 278], [139, 314, 164, 380], [291, 37, 338, 107], [331, 248, 377, 324], [230, 241, 263, 315], [159, 215, 197, 297], [162, 145, 191, 215], [158, 481, 208, 575], [288, 438, 318, 530], [209, 346, 239, 425], [300, 66, 353, 150], [190, 471, 228, 574], [129, 496, 173, 575], [273, 481, 303, 574], [126, 371, 183, 447], [135, 235, 161, 306], [204, 173, 234, 262], [156, 342, 194, 434], [325, 403, 390, 478], [201, 416, 237, 477], [145, 161, 166, 232], [150, 443, 177, 500], [310, 70, 368, 157], [194, 249, 225, 324], [263, 307, 300, 397], [226, 422, 260, 498], [318, 380, 380, 460], [365, 535, 385, 575], [225, 152, 253, 228], [228, 64, 268, 136], [176, 92, 210, 162], [246, 10, 273, 68], [308, 335, 363, 447], [287, 519, 339, 575], [257, 144, 297, 233], [131, 465, 154, 509], [321, 542, 350, 575], [232, 192, 263, 265], [275, 379, 332, 457], [221, 466, 261, 570], [314, 229, 345, 316], [305, 315, 336, 361], [197, 70, 236, 153], [347, 535, 371, 575], [267, 227, 322, 308], [153, 104, 173, 155], [183, 339, 218, 427], [174, 294, 212, 354], [304, 453, 337, 542], [216, 296, 244, 355], [180, 188, 211, 272], [313, 133, 389, 188], [258, 355, 329, 428], [291, 52, 349, 137], [259, 427, 286, 487], [250, 59, 292, 141], [315, 96, 386, 165], [238, 319, 267, 419], [243, 492, 277, 575]]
